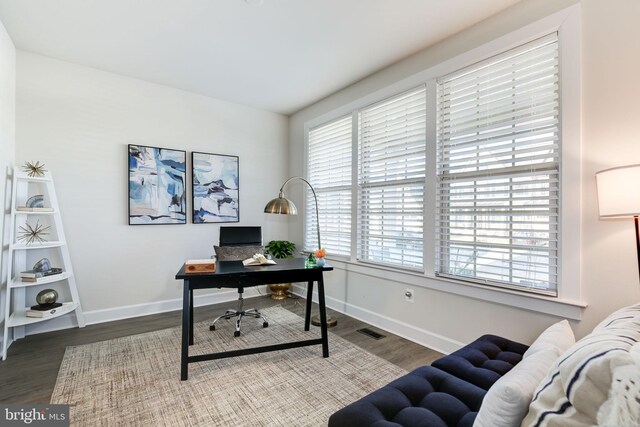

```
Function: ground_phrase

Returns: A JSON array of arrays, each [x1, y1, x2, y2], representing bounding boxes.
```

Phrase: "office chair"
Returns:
[[210, 226, 269, 337]]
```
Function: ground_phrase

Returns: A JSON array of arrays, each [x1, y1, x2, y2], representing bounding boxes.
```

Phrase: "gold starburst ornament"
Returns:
[[21, 161, 47, 177], [17, 220, 51, 245]]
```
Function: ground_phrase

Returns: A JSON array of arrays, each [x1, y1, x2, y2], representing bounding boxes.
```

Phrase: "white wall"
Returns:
[[580, 0, 640, 333], [289, 0, 640, 351], [0, 19, 15, 332], [15, 52, 290, 326]]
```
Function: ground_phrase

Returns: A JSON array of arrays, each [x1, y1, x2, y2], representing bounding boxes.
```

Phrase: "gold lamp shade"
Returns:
[[264, 195, 298, 215]]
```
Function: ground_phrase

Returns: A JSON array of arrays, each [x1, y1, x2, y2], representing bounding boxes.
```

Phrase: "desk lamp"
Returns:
[[596, 164, 640, 280], [264, 176, 337, 327]]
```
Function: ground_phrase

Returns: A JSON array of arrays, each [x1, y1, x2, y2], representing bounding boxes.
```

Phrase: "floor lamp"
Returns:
[[596, 164, 640, 281], [264, 176, 337, 327]]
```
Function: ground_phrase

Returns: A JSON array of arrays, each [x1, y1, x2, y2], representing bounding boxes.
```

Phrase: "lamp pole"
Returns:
[[277, 176, 322, 250], [636, 216, 640, 280], [264, 176, 337, 327]]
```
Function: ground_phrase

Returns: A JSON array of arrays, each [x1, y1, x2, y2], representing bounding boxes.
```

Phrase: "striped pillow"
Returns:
[[521, 310, 640, 427], [593, 303, 640, 332]]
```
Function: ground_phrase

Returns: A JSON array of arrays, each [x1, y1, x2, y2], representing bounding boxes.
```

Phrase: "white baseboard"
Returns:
[[22, 287, 266, 336], [292, 284, 464, 355], [83, 288, 264, 325], [11, 284, 463, 358]]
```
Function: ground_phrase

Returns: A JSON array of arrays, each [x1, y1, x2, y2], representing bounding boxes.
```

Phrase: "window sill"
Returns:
[[326, 257, 587, 320]]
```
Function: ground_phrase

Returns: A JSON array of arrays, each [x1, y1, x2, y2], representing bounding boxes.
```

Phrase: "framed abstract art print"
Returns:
[[128, 144, 187, 225], [191, 152, 239, 223]]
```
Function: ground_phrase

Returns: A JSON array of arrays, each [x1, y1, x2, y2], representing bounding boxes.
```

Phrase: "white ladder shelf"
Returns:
[[2, 170, 85, 360]]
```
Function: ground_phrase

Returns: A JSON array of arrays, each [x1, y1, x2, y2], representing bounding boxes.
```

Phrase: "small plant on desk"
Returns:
[[265, 240, 296, 259], [264, 240, 297, 300]]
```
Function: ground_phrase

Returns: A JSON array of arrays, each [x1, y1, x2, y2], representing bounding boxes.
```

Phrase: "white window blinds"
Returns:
[[358, 87, 427, 270], [436, 33, 559, 294], [306, 115, 352, 256]]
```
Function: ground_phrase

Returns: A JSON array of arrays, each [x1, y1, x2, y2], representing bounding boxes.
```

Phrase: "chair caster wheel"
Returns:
[[234, 331, 241, 337], [209, 325, 216, 331], [263, 322, 269, 328]]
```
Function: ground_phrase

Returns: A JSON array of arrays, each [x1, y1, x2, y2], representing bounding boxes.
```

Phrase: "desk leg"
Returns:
[[189, 289, 194, 345], [304, 280, 314, 331], [317, 275, 329, 358], [181, 280, 190, 381]]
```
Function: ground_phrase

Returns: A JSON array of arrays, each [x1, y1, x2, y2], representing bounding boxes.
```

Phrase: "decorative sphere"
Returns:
[[36, 289, 58, 305]]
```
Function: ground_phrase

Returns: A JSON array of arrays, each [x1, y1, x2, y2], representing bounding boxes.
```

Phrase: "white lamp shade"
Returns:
[[596, 164, 640, 218]]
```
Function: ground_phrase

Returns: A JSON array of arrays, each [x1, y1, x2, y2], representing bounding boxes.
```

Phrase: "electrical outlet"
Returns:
[[404, 289, 414, 303]]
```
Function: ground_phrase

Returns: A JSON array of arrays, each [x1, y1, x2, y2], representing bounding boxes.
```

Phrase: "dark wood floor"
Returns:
[[0, 294, 442, 404]]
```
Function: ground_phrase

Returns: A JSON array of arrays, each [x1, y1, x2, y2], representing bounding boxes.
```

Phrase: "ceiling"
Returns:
[[0, 0, 520, 115]]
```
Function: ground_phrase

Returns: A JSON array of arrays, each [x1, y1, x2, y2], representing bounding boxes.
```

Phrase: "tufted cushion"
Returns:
[[432, 335, 528, 391], [329, 335, 529, 427], [328, 366, 486, 427]]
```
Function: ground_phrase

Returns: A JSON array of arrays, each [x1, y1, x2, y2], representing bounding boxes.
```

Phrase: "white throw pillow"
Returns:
[[521, 316, 640, 427], [474, 346, 562, 427], [523, 319, 575, 358]]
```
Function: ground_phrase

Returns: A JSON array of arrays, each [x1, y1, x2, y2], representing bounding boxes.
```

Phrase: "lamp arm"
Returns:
[[280, 176, 321, 249], [635, 216, 640, 283]]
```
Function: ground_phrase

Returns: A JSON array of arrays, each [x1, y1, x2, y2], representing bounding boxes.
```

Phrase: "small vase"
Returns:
[[305, 253, 317, 268], [316, 258, 325, 267]]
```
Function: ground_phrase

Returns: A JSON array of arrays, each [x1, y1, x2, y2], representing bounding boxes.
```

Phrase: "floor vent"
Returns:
[[357, 328, 386, 340]]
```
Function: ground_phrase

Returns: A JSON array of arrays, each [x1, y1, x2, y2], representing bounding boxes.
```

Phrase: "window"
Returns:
[[435, 34, 560, 295], [304, 6, 581, 317], [306, 116, 352, 256], [357, 87, 427, 270]]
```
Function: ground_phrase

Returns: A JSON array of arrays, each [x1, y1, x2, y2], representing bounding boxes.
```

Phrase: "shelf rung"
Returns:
[[9, 272, 73, 288], [14, 173, 52, 182], [7, 302, 79, 327], [12, 210, 57, 216], [11, 241, 65, 250]]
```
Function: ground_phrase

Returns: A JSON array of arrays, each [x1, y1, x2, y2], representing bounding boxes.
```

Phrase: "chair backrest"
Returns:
[[219, 226, 262, 247]]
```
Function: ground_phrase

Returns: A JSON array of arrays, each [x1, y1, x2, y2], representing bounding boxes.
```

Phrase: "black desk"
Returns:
[[175, 258, 333, 380]]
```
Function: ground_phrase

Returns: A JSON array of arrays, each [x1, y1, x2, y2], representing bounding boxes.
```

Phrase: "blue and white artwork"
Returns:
[[128, 144, 186, 225], [192, 152, 239, 223]]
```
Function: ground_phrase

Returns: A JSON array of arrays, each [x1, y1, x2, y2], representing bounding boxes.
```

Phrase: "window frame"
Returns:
[[356, 86, 428, 272], [435, 34, 561, 295], [302, 4, 583, 319], [304, 115, 354, 257]]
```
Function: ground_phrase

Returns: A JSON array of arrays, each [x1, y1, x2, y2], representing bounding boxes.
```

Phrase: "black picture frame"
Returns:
[[128, 144, 187, 225], [191, 152, 240, 224]]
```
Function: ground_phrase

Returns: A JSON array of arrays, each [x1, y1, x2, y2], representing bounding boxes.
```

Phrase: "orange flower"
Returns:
[[314, 248, 327, 258]]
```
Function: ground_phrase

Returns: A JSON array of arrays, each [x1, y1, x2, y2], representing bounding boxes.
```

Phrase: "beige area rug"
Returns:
[[51, 306, 407, 426]]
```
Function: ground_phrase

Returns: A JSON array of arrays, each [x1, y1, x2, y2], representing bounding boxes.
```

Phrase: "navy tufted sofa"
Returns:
[[328, 334, 529, 427]]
